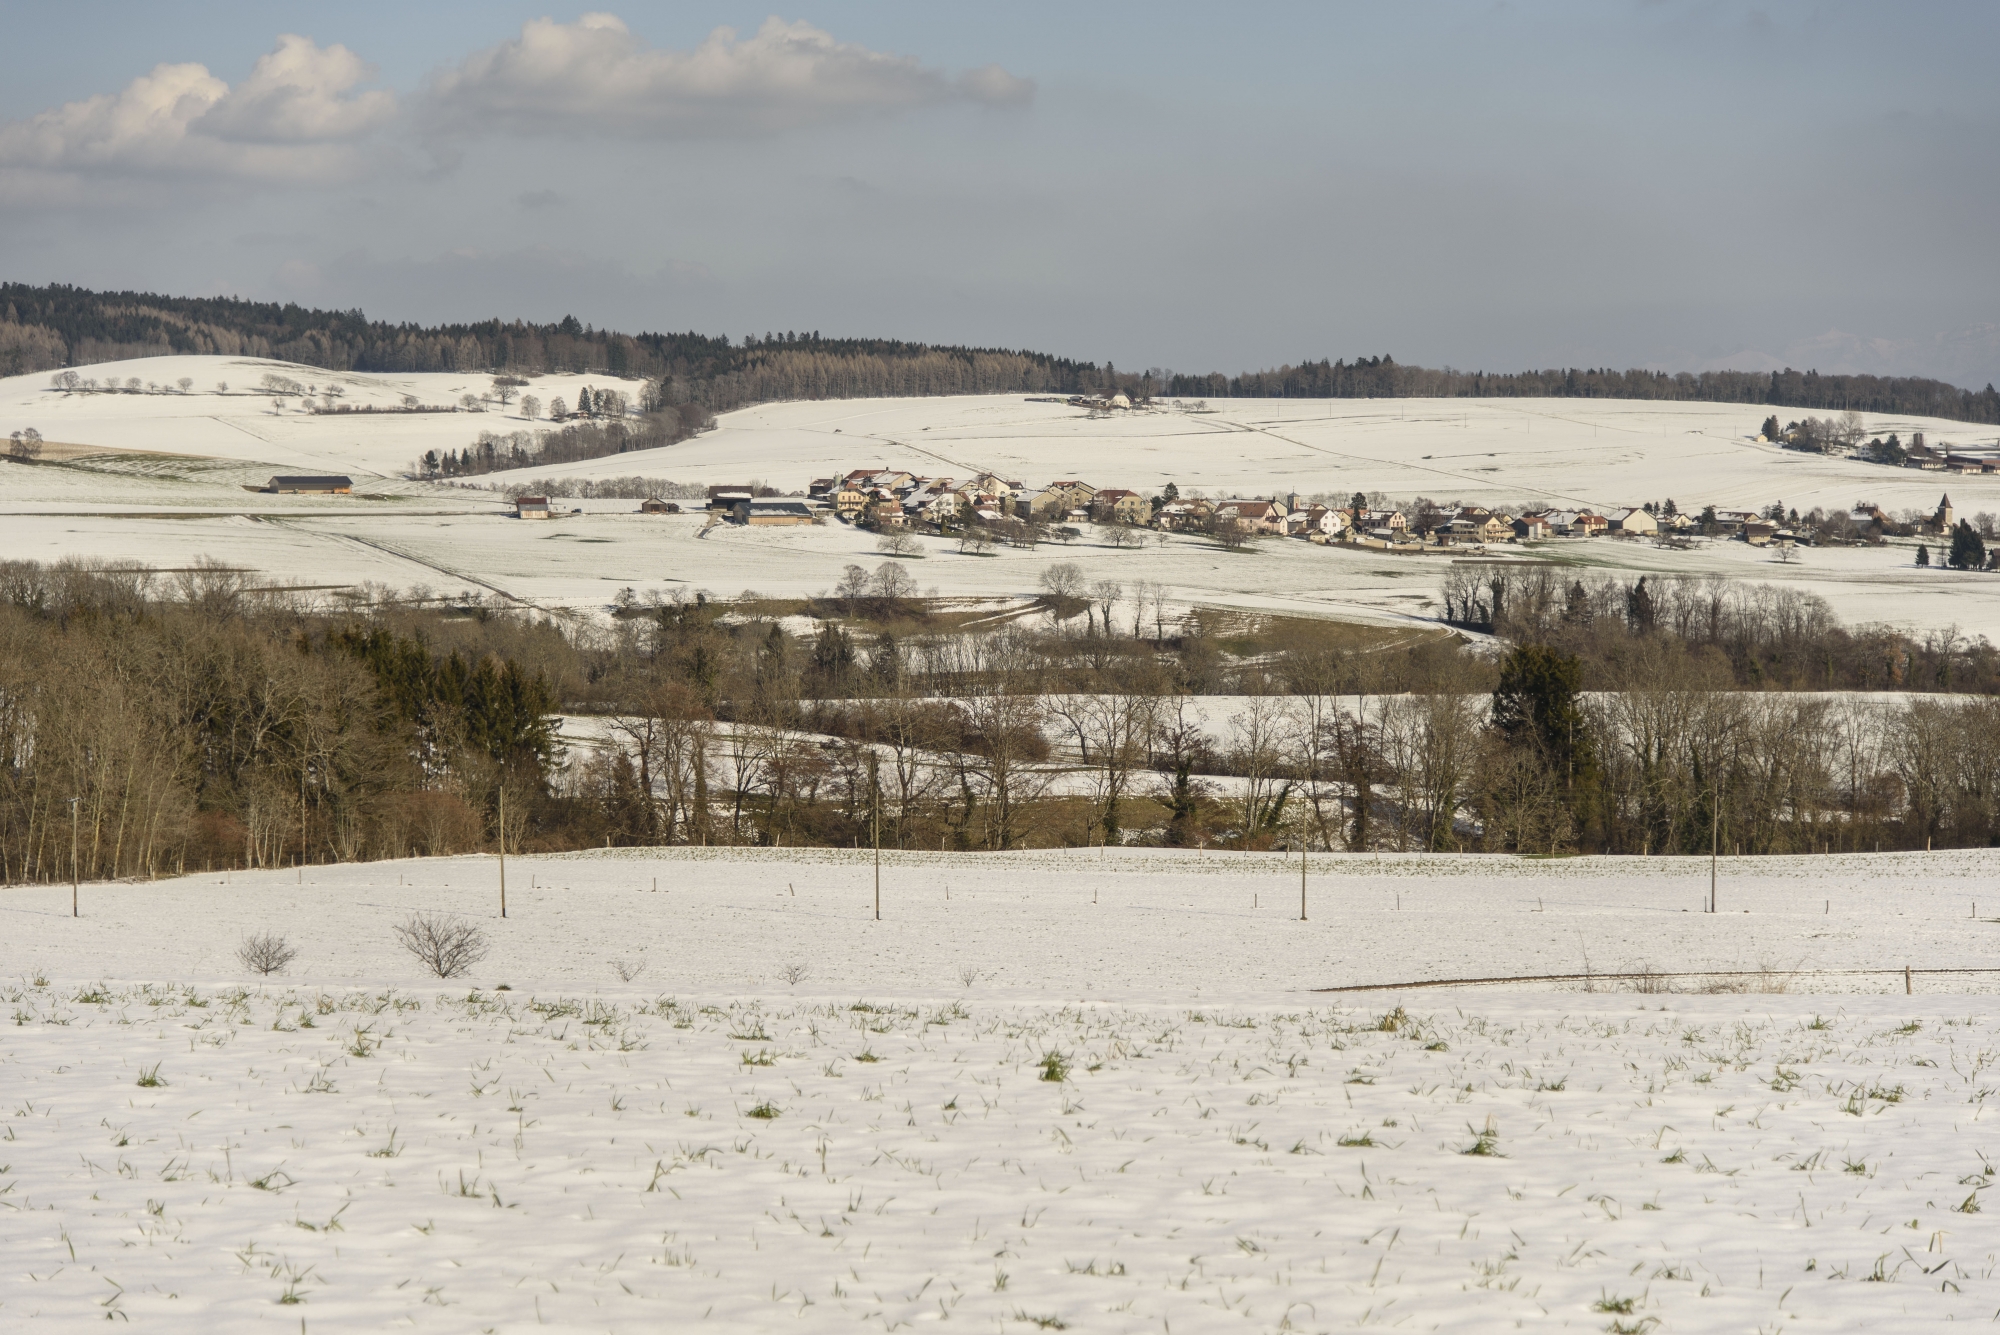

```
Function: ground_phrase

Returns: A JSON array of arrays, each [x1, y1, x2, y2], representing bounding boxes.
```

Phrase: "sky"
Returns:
[[1, 1, 1996, 388]]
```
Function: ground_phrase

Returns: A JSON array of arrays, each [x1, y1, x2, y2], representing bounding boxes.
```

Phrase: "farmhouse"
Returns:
[[638, 498, 679, 514], [515, 496, 551, 520], [265, 475, 351, 494]]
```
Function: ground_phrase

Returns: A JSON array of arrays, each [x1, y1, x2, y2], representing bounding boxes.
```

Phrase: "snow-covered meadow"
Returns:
[[7, 846, 2000, 1329], [6, 356, 2000, 637]]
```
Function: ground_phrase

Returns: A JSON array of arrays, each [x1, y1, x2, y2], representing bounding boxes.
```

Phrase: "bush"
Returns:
[[236, 931, 299, 976], [393, 912, 490, 979]]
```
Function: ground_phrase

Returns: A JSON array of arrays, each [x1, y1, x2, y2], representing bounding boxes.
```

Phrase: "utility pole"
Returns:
[[1709, 791, 1718, 914], [498, 785, 508, 919], [69, 796, 79, 918]]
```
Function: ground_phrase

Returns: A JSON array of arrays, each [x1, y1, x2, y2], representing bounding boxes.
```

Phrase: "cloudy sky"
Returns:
[[2, 2, 1996, 387]]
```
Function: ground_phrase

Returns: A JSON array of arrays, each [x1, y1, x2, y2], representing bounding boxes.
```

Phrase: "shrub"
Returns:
[[393, 912, 490, 979], [236, 931, 299, 976]]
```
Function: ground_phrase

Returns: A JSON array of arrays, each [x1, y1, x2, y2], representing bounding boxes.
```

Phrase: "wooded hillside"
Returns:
[[3, 281, 1996, 424]]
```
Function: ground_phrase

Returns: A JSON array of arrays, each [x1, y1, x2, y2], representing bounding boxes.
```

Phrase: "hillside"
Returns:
[[3, 281, 1997, 424]]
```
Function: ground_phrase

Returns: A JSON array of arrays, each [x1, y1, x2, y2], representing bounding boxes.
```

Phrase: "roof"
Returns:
[[516, 495, 550, 506], [268, 475, 352, 487]]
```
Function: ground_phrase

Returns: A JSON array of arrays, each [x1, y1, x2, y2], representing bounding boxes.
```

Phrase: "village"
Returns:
[[613, 465, 1985, 561]]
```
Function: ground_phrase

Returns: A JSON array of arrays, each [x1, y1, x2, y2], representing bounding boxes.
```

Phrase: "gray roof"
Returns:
[[268, 474, 352, 486]]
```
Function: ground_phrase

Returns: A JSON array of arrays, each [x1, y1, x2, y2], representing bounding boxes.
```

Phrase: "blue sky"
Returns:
[[2, 2, 1996, 386]]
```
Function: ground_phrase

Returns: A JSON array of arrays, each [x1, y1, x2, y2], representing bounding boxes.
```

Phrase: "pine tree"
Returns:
[[1949, 520, 1985, 571], [1917, 543, 1931, 567]]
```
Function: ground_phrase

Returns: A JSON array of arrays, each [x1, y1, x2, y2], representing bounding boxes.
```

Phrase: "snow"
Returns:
[[6, 354, 2000, 634], [6, 845, 2000, 1329]]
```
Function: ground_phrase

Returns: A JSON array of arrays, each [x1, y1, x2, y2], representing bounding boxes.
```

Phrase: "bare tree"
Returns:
[[877, 529, 921, 558], [519, 394, 541, 420], [236, 931, 298, 976], [393, 913, 490, 978]]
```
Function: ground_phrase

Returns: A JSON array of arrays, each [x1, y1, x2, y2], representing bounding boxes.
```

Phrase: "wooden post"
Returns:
[[1905, 965, 1912, 995], [871, 761, 881, 922], [1300, 837, 1308, 922], [498, 786, 508, 919]]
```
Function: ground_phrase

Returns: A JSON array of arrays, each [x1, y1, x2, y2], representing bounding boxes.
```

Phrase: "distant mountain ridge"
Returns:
[[2, 281, 1996, 426]]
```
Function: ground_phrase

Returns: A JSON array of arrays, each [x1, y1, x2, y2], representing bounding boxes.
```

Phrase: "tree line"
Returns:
[[8, 553, 2000, 884], [7, 283, 1997, 426], [1166, 358, 2000, 425]]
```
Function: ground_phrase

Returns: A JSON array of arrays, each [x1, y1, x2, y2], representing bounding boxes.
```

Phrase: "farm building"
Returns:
[[265, 475, 351, 494]]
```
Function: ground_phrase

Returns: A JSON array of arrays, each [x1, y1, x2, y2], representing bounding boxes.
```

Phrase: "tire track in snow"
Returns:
[[265, 520, 541, 611]]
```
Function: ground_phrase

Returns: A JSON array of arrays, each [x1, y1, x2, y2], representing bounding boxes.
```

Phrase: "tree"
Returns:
[[177, 377, 193, 393], [1760, 415, 1781, 440], [549, 396, 568, 420], [1162, 481, 1179, 501], [519, 394, 541, 420], [1917, 543, 1931, 567], [1950, 520, 1985, 571], [876, 529, 920, 558], [1491, 644, 1591, 788], [8, 427, 44, 460]]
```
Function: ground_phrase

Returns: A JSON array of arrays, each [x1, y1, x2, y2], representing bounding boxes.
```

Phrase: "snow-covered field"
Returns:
[[7, 846, 2000, 1329], [6, 355, 2000, 635]]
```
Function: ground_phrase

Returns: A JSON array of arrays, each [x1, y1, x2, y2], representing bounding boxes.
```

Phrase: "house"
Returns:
[[1512, 514, 1551, 540], [1021, 488, 1071, 520], [833, 486, 870, 517], [1216, 499, 1287, 534], [1571, 511, 1609, 537], [968, 472, 1024, 501], [1357, 507, 1406, 533], [638, 498, 680, 514], [866, 498, 908, 527], [1150, 500, 1212, 531], [807, 477, 836, 499], [1741, 520, 1778, 546], [1303, 505, 1350, 538], [1455, 508, 1513, 543], [1610, 508, 1658, 537], [707, 484, 755, 512], [515, 496, 551, 520], [1944, 455, 2000, 474], [266, 474, 352, 494], [1092, 488, 1153, 526], [737, 498, 817, 526], [1045, 480, 1099, 510]]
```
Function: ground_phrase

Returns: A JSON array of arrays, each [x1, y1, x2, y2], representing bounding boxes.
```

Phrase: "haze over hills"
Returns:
[[4, 282, 1997, 426]]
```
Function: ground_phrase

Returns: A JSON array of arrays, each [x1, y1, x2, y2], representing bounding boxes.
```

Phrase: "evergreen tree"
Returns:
[[1917, 543, 1931, 567], [1491, 643, 1592, 791], [1760, 415, 1781, 439], [1950, 520, 1985, 571]]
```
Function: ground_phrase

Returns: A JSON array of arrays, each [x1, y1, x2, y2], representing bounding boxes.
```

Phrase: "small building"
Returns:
[[1571, 511, 1609, 537], [1512, 514, 1551, 540], [707, 484, 755, 512], [737, 498, 817, 526], [266, 474, 352, 494], [639, 498, 680, 514], [1742, 520, 1778, 547], [515, 496, 551, 520], [833, 486, 870, 517]]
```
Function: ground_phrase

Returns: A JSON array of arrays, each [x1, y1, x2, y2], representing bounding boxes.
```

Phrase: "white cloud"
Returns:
[[425, 13, 1034, 137], [0, 35, 394, 182]]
